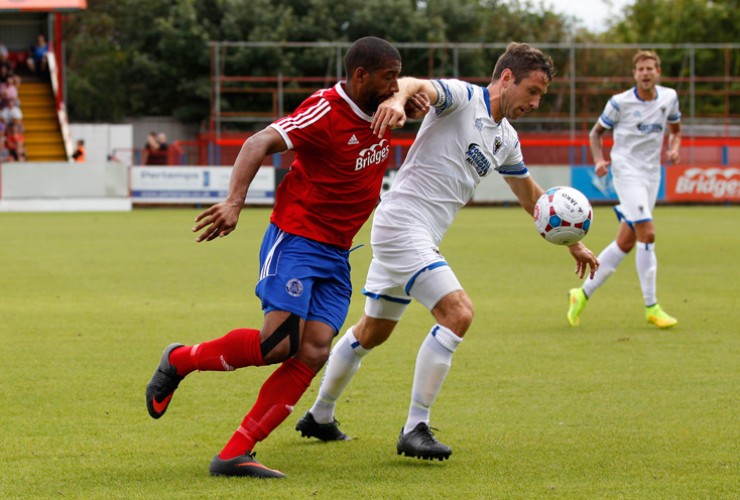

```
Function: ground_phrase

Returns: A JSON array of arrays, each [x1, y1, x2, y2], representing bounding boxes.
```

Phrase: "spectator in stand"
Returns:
[[142, 132, 160, 165], [27, 34, 49, 75], [143, 131, 169, 165], [72, 139, 86, 162], [0, 63, 10, 86], [5, 120, 26, 162], [0, 39, 11, 79], [1, 98, 22, 124], [0, 118, 7, 161], [156, 132, 169, 164], [5, 75, 19, 105], [0, 83, 8, 109], [157, 132, 168, 151], [10, 72, 21, 89], [1, 77, 19, 108]]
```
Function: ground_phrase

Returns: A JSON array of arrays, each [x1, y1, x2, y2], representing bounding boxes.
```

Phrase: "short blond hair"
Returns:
[[633, 50, 661, 69]]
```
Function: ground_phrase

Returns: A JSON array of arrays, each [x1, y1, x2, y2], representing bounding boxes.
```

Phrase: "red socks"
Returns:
[[165, 329, 317, 459], [169, 328, 264, 376], [219, 358, 316, 459]]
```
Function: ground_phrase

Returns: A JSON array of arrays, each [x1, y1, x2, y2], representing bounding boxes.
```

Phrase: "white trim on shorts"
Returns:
[[362, 261, 463, 321]]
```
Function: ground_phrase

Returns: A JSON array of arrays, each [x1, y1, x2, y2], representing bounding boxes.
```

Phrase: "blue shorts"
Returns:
[[255, 223, 352, 334]]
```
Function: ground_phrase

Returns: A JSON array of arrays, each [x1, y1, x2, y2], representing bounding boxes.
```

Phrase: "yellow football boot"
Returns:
[[567, 288, 587, 327], [645, 304, 678, 329]]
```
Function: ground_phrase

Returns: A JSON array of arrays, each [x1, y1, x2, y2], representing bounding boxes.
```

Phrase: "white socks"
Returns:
[[310, 328, 369, 424], [404, 325, 462, 434], [583, 240, 628, 298], [583, 240, 659, 306], [636, 242, 657, 306], [311, 324, 464, 433]]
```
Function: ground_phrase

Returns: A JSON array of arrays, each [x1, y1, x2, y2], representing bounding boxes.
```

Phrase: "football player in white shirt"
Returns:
[[567, 50, 682, 329], [296, 43, 599, 460]]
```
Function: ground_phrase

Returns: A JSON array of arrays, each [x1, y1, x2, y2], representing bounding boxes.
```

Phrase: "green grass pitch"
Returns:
[[0, 205, 738, 499]]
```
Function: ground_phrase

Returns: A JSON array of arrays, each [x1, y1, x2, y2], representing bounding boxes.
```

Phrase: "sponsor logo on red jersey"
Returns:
[[355, 139, 390, 171]]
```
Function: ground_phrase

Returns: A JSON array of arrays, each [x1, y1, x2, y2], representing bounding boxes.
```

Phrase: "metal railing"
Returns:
[[209, 41, 740, 144]]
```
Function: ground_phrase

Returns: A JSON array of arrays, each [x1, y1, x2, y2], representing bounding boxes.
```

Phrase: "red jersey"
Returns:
[[269, 83, 391, 250]]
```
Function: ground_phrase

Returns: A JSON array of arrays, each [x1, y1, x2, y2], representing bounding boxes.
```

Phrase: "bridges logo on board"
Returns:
[[666, 166, 739, 201]]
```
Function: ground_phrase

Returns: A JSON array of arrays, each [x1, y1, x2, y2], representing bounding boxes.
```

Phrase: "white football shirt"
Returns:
[[379, 78, 528, 244], [598, 85, 681, 177]]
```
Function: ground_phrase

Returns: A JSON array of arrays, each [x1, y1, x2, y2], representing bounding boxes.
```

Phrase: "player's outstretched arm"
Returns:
[[504, 175, 543, 216], [372, 77, 439, 137], [405, 92, 431, 120], [193, 127, 287, 242], [506, 176, 599, 278], [567, 242, 599, 279]]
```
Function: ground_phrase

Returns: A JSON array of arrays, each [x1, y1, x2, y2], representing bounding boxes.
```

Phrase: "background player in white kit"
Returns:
[[295, 42, 599, 460], [567, 50, 682, 329]]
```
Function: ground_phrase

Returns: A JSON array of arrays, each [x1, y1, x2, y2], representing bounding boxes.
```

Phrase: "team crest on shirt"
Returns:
[[493, 135, 503, 154], [285, 278, 304, 297], [465, 143, 491, 176], [660, 106, 666, 115]]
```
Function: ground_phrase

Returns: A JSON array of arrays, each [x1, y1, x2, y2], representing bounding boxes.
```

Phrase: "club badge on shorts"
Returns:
[[285, 278, 304, 297]]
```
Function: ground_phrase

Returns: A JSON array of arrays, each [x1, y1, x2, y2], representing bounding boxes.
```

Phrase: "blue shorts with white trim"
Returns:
[[255, 223, 352, 334]]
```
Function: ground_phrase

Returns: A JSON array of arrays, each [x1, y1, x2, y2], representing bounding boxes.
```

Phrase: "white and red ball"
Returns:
[[533, 186, 593, 245]]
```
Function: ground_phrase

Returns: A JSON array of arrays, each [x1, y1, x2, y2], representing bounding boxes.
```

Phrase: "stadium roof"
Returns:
[[0, 0, 86, 11]]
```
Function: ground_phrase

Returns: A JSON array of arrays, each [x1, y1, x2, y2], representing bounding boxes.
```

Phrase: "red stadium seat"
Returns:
[[7, 51, 29, 71]]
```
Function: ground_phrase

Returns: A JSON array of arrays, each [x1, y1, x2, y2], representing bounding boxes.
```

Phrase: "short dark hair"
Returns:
[[344, 36, 401, 78], [492, 42, 556, 84], [633, 50, 661, 70]]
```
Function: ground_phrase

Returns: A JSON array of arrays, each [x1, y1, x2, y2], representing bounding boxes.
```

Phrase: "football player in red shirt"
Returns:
[[145, 36, 428, 478]]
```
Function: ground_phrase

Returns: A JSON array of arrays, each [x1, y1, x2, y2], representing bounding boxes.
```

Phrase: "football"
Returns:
[[533, 186, 593, 245]]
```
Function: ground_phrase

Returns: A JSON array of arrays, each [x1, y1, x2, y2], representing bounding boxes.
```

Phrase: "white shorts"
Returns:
[[362, 214, 463, 321], [613, 174, 659, 224]]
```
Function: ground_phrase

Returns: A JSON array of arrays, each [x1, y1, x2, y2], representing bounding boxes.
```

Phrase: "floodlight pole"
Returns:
[[215, 45, 221, 142], [689, 47, 696, 165], [569, 44, 576, 165], [336, 45, 343, 80]]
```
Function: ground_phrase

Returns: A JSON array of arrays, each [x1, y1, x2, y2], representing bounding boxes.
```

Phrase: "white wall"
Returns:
[[472, 166, 572, 203], [68, 123, 134, 167], [0, 161, 131, 212]]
